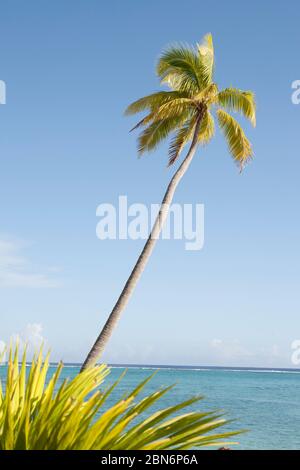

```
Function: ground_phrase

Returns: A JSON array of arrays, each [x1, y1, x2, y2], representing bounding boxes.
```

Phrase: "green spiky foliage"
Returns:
[[0, 346, 240, 450], [125, 34, 256, 170]]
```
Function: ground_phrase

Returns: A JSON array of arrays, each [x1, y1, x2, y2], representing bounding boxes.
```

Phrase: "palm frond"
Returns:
[[197, 33, 214, 88], [154, 98, 194, 120], [197, 110, 215, 145], [156, 45, 201, 95], [194, 83, 218, 104], [125, 91, 188, 116], [217, 88, 256, 126], [167, 109, 215, 166], [217, 109, 253, 169], [129, 112, 155, 132], [138, 113, 188, 155], [168, 116, 197, 166], [129, 98, 192, 133]]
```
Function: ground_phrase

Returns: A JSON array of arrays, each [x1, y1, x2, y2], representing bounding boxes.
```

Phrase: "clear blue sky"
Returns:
[[0, 0, 299, 367]]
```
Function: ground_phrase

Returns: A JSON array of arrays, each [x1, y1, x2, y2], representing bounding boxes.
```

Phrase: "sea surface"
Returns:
[[1, 364, 300, 450]]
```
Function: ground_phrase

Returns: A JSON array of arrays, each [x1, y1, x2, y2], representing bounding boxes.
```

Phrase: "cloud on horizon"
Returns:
[[209, 338, 288, 367], [0, 323, 47, 362]]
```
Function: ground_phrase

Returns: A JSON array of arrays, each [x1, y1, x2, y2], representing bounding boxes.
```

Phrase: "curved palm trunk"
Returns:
[[81, 115, 203, 371]]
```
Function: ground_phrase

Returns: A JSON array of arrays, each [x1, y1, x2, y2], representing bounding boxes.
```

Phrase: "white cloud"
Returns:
[[210, 338, 253, 361], [1, 323, 47, 361], [12, 323, 45, 349], [209, 338, 288, 367], [0, 237, 60, 288], [211, 338, 223, 348]]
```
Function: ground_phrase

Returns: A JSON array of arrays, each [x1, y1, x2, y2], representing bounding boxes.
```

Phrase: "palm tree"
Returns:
[[81, 33, 256, 371]]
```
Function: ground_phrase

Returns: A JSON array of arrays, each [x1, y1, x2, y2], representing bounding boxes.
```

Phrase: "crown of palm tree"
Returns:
[[125, 33, 256, 170]]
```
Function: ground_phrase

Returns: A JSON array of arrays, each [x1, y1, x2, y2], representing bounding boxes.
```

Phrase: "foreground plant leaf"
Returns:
[[0, 346, 241, 450]]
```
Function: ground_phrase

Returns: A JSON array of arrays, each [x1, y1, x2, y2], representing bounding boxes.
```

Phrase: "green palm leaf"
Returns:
[[168, 110, 215, 166], [217, 87, 256, 126], [217, 109, 253, 169], [198, 110, 215, 144], [197, 33, 214, 88], [138, 111, 190, 155], [125, 91, 189, 115], [156, 45, 201, 95], [168, 117, 196, 166]]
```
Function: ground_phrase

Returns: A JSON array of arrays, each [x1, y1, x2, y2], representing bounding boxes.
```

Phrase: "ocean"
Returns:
[[2, 364, 300, 450]]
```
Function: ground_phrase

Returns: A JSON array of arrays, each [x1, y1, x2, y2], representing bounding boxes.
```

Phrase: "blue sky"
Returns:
[[0, 0, 299, 367]]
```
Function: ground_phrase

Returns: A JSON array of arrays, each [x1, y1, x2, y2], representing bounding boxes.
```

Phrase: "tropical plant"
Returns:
[[0, 346, 240, 450], [82, 33, 256, 370]]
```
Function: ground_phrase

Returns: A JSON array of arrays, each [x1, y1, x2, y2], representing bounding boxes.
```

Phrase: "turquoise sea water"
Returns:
[[1, 364, 300, 450]]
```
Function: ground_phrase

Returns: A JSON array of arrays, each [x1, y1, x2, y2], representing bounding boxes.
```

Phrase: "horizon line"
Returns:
[[44, 362, 300, 372]]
